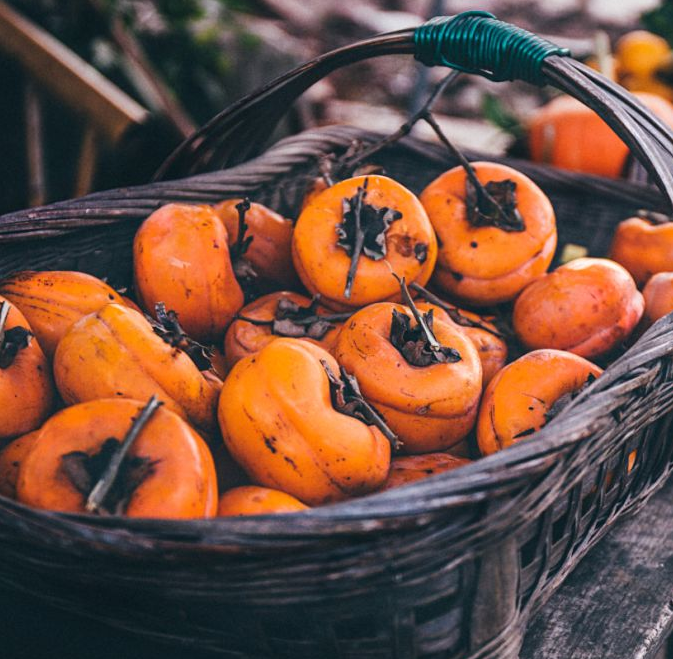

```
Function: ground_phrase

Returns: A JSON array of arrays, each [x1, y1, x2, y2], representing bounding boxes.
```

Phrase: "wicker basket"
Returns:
[[1, 12, 673, 659]]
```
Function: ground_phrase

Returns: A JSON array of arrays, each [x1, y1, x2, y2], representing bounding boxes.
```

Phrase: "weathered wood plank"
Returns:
[[521, 475, 673, 659]]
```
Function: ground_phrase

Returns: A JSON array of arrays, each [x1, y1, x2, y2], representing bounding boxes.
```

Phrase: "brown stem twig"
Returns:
[[0, 301, 9, 347]]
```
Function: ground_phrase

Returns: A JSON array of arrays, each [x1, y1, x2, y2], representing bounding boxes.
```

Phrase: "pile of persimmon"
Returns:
[[1, 150, 667, 520]]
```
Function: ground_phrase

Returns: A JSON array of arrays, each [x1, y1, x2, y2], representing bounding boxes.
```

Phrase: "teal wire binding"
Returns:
[[414, 10, 571, 86]]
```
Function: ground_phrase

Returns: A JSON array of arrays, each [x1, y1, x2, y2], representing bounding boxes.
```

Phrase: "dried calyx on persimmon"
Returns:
[[609, 210, 673, 286], [0, 299, 54, 441], [420, 162, 557, 306], [17, 397, 217, 518], [0, 270, 125, 359], [293, 174, 437, 310], [477, 349, 603, 456], [334, 278, 482, 454], [224, 291, 348, 367], [54, 303, 219, 434], [134, 203, 244, 344], [218, 338, 393, 505]]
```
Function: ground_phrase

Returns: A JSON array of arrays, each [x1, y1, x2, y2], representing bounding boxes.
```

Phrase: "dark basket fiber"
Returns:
[[2, 13, 673, 659]]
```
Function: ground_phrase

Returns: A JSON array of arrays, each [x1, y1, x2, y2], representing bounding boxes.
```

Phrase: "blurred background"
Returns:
[[1, 0, 671, 215]]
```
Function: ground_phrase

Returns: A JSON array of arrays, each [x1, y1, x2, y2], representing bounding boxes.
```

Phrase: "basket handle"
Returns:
[[154, 11, 673, 209]]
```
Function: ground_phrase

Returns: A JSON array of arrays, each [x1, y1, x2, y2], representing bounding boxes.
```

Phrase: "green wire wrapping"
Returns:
[[414, 11, 571, 86]]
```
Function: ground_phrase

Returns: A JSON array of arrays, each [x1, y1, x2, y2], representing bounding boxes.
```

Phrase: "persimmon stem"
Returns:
[[344, 181, 367, 299], [394, 275, 440, 350], [231, 197, 252, 260], [0, 301, 9, 347], [85, 396, 163, 514]]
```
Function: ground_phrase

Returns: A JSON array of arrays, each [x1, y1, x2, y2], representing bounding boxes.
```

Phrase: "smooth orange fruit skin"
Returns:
[[513, 257, 644, 359], [224, 291, 343, 369], [416, 301, 507, 386], [609, 217, 673, 286], [16, 399, 217, 518], [0, 430, 39, 498], [420, 162, 557, 306], [380, 452, 471, 491], [217, 486, 308, 516], [0, 270, 124, 359], [134, 203, 244, 343], [54, 303, 219, 433], [213, 199, 298, 288], [477, 349, 603, 456], [292, 175, 437, 310], [218, 338, 391, 506], [0, 297, 54, 440], [528, 93, 673, 177], [334, 302, 482, 454], [642, 272, 673, 327]]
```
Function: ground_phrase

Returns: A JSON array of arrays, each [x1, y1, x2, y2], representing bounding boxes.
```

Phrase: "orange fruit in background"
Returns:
[[217, 486, 309, 516], [642, 271, 673, 328]]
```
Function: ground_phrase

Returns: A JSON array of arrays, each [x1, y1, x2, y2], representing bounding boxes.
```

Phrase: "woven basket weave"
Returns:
[[1, 13, 673, 659]]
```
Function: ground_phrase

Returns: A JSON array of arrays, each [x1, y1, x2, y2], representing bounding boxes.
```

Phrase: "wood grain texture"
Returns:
[[522, 475, 673, 659]]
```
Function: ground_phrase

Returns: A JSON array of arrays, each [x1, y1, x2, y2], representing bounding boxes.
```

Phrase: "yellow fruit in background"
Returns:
[[616, 30, 670, 78]]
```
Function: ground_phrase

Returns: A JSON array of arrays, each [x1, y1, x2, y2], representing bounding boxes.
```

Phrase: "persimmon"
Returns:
[[0, 299, 54, 440], [213, 199, 298, 288], [477, 349, 602, 456], [528, 93, 673, 177], [642, 272, 673, 327], [134, 203, 244, 344], [224, 291, 346, 368], [381, 452, 471, 491], [513, 258, 644, 359], [292, 174, 437, 310], [419, 162, 556, 306], [218, 338, 393, 505], [0, 270, 124, 358], [54, 303, 219, 433], [217, 486, 308, 516], [334, 285, 482, 454], [17, 398, 217, 518], [412, 284, 507, 385], [0, 430, 39, 498], [608, 212, 673, 286]]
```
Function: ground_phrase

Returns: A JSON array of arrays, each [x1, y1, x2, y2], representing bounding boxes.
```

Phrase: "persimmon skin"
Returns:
[[54, 303, 218, 433], [213, 199, 298, 288], [334, 302, 482, 454], [0, 430, 39, 498], [218, 338, 391, 505], [0, 270, 124, 358], [477, 349, 603, 456], [642, 272, 673, 327], [217, 486, 308, 516], [416, 301, 507, 386], [224, 291, 342, 368], [609, 217, 673, 286], [381, 452, 471, 491], [133, 203, 244, 344], [0, 298, 54, 440], [292, 175, 437, 310], [420, 162, 557, 306], [513, 258, 644, 359], [16, 399, 217, 518]]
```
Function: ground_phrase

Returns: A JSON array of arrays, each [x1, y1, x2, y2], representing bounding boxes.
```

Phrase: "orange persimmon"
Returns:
[[224, 291, 344, 368], [513, 257, 644, 359], [0, 298, 54, 440], [292, 175, 437, 310], [217, 486, 309, 516], [477, 349, 602, 456], [213, 199, 298, 288], [419, 162, 556, 306], [0, 430, 39, 498], [642, 272, 673, 327], [0, 270, 124, 358], [381, 452, 471, 491], [334, 301, 482, 454], [134, 203, 244, 343], [16, 398, 217, 518], [218, 338, 391, 505], [609, 214, 673, 286], [54, 303, 219, 433]]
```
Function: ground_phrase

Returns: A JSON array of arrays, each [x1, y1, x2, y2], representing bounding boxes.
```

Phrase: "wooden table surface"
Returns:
[[1, 476, 672, 659]]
